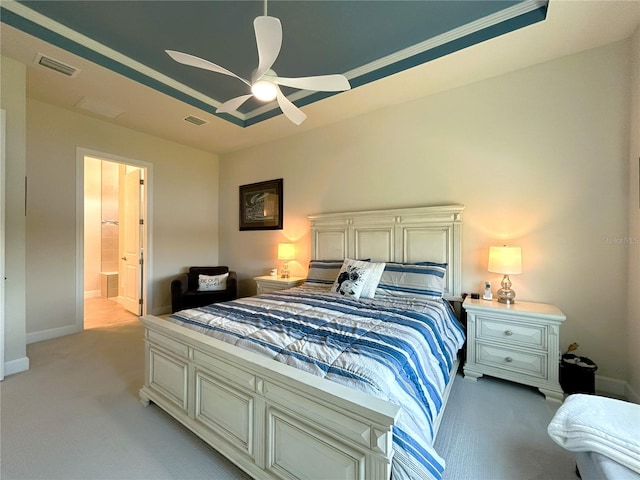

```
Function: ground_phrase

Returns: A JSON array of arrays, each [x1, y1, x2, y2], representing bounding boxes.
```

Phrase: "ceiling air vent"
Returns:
[[184, 115, 207, 126], [34, 53, 80, 77]]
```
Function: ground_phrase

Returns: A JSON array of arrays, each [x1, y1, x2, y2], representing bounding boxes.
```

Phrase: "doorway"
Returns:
[[81, 151, 149, 329]]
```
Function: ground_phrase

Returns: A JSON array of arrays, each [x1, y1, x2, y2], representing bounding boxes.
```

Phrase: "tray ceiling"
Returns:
[[1, 0, 548, 127]]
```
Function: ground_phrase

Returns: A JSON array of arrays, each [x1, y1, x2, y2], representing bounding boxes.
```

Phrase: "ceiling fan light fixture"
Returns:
[[251, 80, 277, 102], [166, 6, 350, 124]]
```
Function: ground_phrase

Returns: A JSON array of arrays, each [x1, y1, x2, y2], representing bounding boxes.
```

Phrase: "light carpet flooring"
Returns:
[[1, 318, 576, 480]]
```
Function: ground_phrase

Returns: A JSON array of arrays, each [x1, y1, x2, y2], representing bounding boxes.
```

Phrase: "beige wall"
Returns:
[[220, 40, 632, 390], [627, 25, 640, 403], [25, 99, 220, 339], [0, 56, 28, 374]]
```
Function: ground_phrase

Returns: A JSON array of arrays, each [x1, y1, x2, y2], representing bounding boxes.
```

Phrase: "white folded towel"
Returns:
[[548, 394, 640, 474]]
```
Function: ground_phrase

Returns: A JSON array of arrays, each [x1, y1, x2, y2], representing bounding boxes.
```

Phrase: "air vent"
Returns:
[[184, 115, 207, 126], [34, 53, 80, 77]]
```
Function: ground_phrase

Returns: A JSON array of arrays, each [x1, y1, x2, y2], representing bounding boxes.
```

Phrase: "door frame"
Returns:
[[1, 109, 6, 381], [76, 147, 152, 329]]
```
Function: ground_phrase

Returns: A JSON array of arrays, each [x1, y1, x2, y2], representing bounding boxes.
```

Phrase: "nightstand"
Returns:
[[254, 276, 305, 294], [463, 297, 566, 402]]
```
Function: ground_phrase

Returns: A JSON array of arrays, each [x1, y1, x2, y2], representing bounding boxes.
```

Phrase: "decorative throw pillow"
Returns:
[[331, 259, 376, 299], [198, 273, 229, 292], [375, 262, 447, 299], [359, 261, 386, 299]]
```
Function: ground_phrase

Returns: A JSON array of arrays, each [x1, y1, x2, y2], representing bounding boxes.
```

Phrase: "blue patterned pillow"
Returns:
[[374, 262, 447, 299], [305, 259, 372, 286], [305, 260, 345, 286]]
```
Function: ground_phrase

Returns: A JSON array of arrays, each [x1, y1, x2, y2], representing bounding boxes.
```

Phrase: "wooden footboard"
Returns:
[[139, 314, 401, 480]]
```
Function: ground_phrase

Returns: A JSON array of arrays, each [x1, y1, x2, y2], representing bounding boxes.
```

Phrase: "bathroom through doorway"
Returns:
[[82, 153, 148, 329]]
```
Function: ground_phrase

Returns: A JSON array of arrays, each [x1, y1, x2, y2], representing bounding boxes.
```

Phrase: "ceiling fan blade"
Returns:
[[166, 50, 251, 87], [273, 74, 351, 92], [253, 16, 282, 81], [275, 86, 306, 125], [216, 94, 253, 114]]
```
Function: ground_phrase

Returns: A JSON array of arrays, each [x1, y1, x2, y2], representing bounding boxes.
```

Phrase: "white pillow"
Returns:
[[331, 259, 384, 300], [198, 273, 229, 292], [360, 261, 386, 298]]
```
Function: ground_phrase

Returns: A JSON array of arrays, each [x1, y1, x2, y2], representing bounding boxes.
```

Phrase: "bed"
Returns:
[[139, 205, 465, 480]]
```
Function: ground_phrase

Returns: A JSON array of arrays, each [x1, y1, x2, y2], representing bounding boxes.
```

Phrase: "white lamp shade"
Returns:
[[488, 246, 522, 274], [277, 243, 295, 261]]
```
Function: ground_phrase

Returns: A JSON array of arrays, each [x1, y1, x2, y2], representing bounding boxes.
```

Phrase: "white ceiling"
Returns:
[[1, 0, 639, 155]]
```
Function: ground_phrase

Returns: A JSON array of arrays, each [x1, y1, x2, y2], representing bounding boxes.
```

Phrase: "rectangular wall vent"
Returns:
[[184, 115, 207, 126], [34, 53, 80, 77]]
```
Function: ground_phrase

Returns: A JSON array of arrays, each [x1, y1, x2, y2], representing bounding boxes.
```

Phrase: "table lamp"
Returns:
[[277, 243, 295, 278], [488, 245, 522, 304]]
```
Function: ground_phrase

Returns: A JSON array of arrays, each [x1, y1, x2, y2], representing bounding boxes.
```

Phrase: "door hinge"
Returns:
[[139, 257, 143, 265], [139, 298, 143, 305], [139, 179, 144, 185], [139, 219, 144, 225]]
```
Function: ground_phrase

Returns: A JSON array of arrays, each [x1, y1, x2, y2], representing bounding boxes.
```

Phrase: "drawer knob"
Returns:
[[505, 357, 513, 363], [504, 330, 513, 336]]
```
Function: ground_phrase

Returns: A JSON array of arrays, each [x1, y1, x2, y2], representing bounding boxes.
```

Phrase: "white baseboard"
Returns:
[[84, 290, 101, 299], [27, 324, 82, 344], [4, 356, 29, 376], [595, 374, 627, 399]]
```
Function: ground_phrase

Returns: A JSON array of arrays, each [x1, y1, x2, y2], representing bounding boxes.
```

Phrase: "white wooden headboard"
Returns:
[[308, 205, 464, 301]]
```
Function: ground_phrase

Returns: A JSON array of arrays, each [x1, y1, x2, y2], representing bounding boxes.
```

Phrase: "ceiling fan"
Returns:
[[166, 1, 351, 125]]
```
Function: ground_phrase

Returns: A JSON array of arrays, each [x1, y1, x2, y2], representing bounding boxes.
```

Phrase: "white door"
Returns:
[[122, 169, 142, 315]]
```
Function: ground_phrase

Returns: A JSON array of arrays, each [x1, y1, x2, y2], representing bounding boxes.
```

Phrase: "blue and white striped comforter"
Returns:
[[169, 284, 465, 480]]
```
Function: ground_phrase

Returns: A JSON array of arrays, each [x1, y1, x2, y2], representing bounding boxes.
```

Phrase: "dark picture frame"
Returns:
[[239, 178, 283, 231]]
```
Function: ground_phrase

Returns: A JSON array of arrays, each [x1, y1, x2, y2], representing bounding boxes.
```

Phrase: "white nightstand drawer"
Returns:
[[476, 343, 547, 379], [476, 316, 546, 350]]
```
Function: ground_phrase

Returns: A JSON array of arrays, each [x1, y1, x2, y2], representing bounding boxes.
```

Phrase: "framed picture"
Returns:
[[239, 178, 283, 231]]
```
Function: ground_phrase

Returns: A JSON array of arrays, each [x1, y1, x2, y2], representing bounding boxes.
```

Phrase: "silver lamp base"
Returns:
[[497, 274, 516, 304], [280, 261, 290, 278]]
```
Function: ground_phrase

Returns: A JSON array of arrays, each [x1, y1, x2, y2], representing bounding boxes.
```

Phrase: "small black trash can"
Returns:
[[559, 353, 598, 394]]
